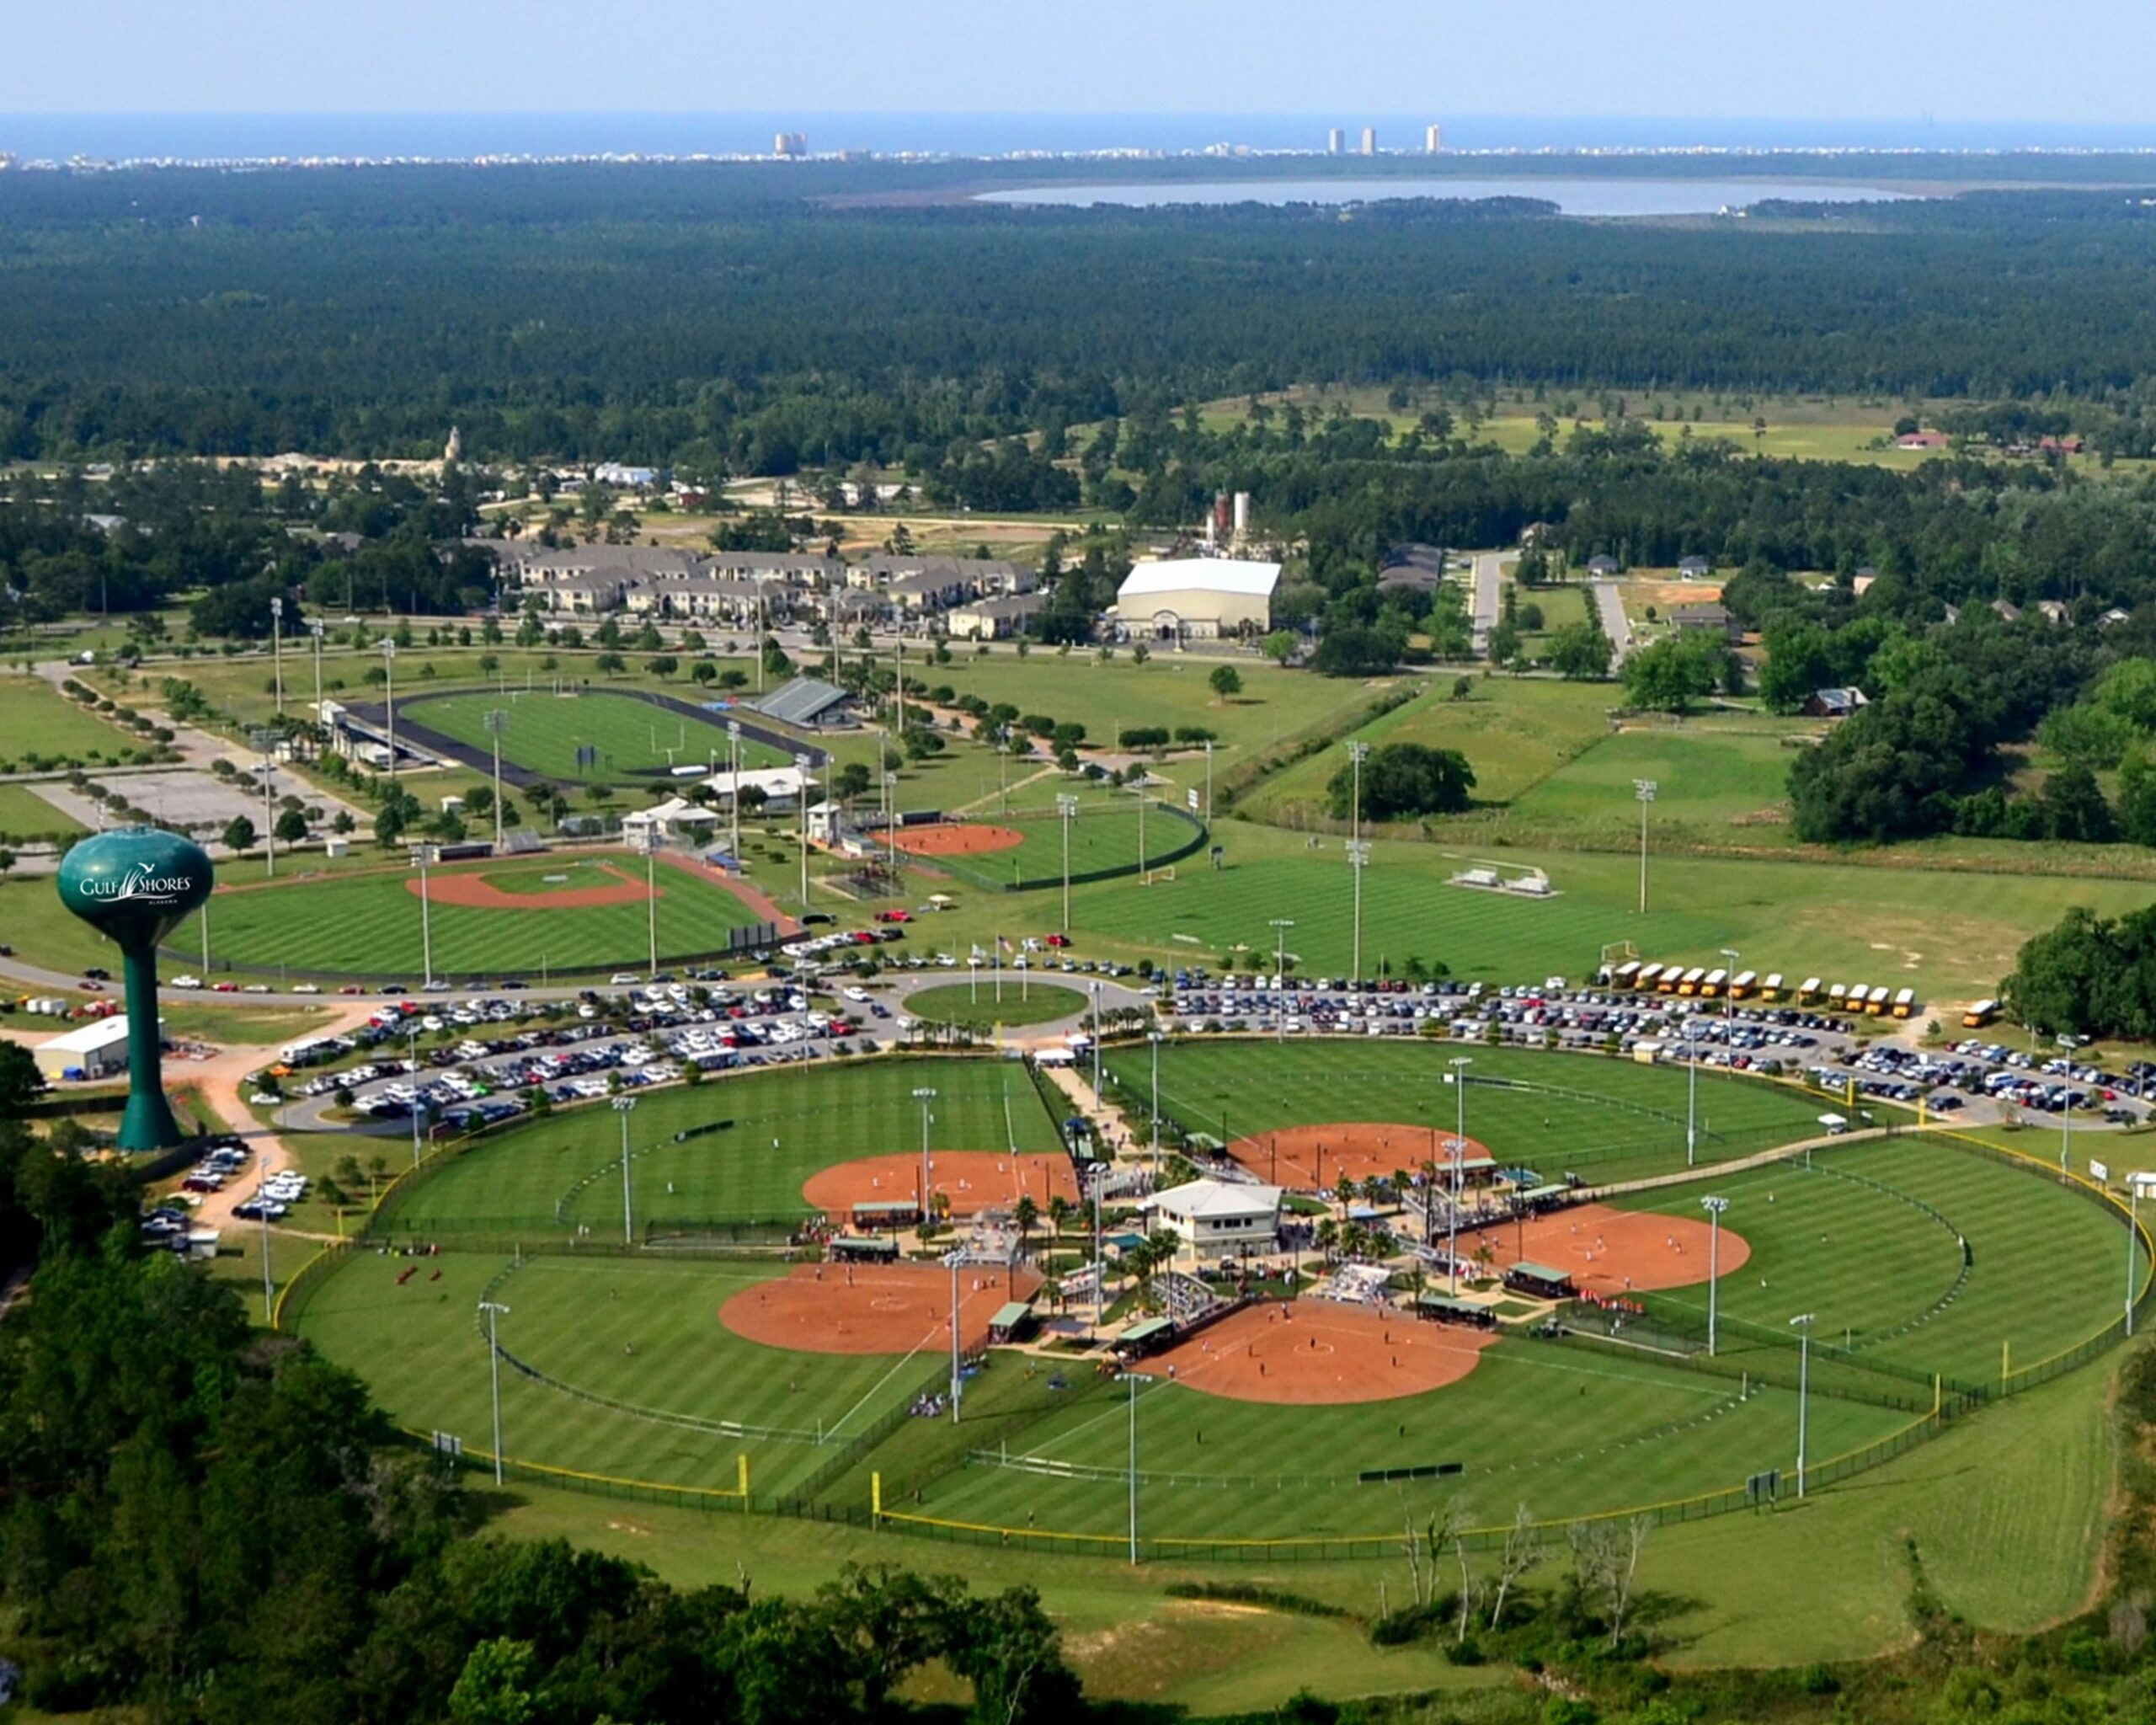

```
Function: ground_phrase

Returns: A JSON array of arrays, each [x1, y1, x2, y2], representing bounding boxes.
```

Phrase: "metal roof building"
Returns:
[[1113, 558, 1282, 641]]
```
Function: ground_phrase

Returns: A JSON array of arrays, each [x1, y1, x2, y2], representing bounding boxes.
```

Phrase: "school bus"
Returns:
[[1797, 976, 1822, 1005], [1610, 959, 1642, 990], [1729, 969, 1759, 1001], [1760, 972, 1784, 1003], [1655, 965, 1682, 994], [1700, 968, 1728, 999], [1891, 987, 1917, 1019], [1677, 967, 1708, 996], [1826, 982, 1849, 1011], [1962, 998, 2001, 1029], [1635, 962, 1664, 991], [1865, 985, 1892, 1016]]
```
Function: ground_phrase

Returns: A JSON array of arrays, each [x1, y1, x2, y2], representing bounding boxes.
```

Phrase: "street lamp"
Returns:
[[413, 842, 440, 989], [913, 1087, 937, 1220], [270, 595, 285, 716], [613, 1095, 638, 1245], [1634, 778, 1657, 914], [1057, 794, 1080, 931], [1790, 1312, 1816, 1497], [478, 1299, 510, 1486], [1149, 1031, 1165, 1183], [381, 638, 398, 782], [1700, 1196, 1730, 1354], [794, 752, 814, 910], [1127, 1370, 1156, 1564], [483, 708, 508, 850], [1269, 918, 1294, 1045], [1447, 1056, 1472, 1293]]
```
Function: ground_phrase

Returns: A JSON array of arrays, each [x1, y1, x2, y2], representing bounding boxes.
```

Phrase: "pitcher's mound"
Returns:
[[1150, 1301, 1495, 1405], [721, 1262, 1043, 1355]]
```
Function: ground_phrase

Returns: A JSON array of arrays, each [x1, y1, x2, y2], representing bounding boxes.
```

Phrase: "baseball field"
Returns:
[[401, 686, 797, 780], [178, 850, 776, 980], [286, 1039, 2147, 1557]]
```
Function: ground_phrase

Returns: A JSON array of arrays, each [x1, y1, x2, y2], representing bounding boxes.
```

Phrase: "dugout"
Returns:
[[830, 1234, 900, 1263], [1416, 1295, 1497, 1331], [988, 1301, 1037, 1343], [851, 1199, 921, 1227], [1118, 1315, 1177, 1359], [1503, 1261, 1576, 1300]]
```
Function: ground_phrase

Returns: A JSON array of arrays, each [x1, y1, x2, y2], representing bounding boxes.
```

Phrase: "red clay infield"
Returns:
[[890, 822, 1027, 857], [1458, 1201, 1748, 1298], [721, 1261, 1044, 1355], [802, 1150, 1079, 1218], [411, 860, 649, 910], [1150, 1301, 1497, 1404], [1225, 1122, 1492, 1193]]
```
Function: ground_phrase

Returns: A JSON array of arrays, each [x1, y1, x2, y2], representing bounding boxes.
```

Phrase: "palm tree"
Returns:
[[1047, 1194, 1072, 1241], [1314, 1217, 1340, 1263], [1013, 1194, 1038, 1258]]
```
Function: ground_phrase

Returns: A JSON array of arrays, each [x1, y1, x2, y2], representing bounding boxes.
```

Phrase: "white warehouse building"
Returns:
[[1113, 558, 1281, 642]]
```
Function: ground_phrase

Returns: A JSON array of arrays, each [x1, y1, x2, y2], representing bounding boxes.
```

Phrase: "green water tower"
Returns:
[[56, 827, 215, 1151]]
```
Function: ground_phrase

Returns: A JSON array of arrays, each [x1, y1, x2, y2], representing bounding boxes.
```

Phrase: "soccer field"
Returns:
[[181, 852, 769, 980], [376, 1055, 1066, 1238], [404, 686, 793, 780]]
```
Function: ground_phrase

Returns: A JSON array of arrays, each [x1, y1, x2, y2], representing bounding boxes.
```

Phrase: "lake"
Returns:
[[977, 177, 1920, 216]]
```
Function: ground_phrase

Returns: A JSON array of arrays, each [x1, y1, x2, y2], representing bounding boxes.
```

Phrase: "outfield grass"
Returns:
[[378, 1055, 1065, 1237], [404, 686, 793, 781], [1112, 1040, 1828, 1184], [921, 793, 1203, 889], [0, 675, 148, 770], [907, 981, 1087, 1029], [0, 781, 87, 841], [1508, 724, 1806, 845], [172, 852, 766, 980]]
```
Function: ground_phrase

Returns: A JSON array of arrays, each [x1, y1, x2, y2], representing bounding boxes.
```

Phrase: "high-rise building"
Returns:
[[1426, 123, 1444, 153], [773, 131, 808, 158], [1359, 126, 1377, 156], [1326, 127, 1345, 155]]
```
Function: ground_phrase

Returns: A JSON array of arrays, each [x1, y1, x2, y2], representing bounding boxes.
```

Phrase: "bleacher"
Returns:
[[1157, 1268, 1230, 1326]]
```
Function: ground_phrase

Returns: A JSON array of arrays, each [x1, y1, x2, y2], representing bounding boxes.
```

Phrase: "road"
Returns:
[[1591, 579, 1635, 664], [1470, 553, 1504, 656]]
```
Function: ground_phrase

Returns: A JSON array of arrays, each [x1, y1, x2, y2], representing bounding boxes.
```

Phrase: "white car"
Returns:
[[843, 986, 871, 1004], [171, 975, 203, 989], [290, 983, 321, 995]]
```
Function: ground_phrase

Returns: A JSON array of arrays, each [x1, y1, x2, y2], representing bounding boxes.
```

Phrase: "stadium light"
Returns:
[[308, 617, 326, 720], [1348, 840, 1370, 986], [726, 719, 743, 862], [381, 638, 398, 782], [270, 595, 284, 716], [947, 1250, 964, 1423], [1056, 794, 1081, 932], [1700, 1196, 1730, 1354], [1127, 1370, 1157, 1564], [1269, 918, 1295, 1045], [483, 708, 508, 851], [613, 1095, 638, 1245], [2129, 1176, 2144, 1338], [412, 842, 440, 989], [478, 1299, 511, 1485], [1720, 947, 1741, 1081], [794, 752, 814, 909], [1149, 1030, 1166, 1181], [912, 1087, 937, 1223], [1634, 778, 1657, 914], [1790, 1312, 1817, 1496], [1447, 1055, 1472, 1293]]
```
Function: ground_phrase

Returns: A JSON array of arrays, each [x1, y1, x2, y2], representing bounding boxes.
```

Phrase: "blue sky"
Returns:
[[1, 0, 2148, 124]]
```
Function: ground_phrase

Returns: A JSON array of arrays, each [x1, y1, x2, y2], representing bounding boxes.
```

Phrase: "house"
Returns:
[[886, 569, 971, 614], [620, 797, 719, 843], [2039, 436, 2085, 456], [2036, 601, 2070, 627], [1991, 598, 2024, 623], [1677, 556, 1711, 579], [2101, 607, 2132, 630], [593, 462, 661, 489], [1146, 1178, 1283, 1263], [947, 593, 1045, 639], [1897, 430, 1951, 450], [1112, 558, 1281, 641], [1585, 554, 1620, 578], [622, 574, 782, 627], [702, 765, 818, 813], [752, 676, 856, 729], [1804, 686, 1870, 719], [1669, 601, 1738, 641]]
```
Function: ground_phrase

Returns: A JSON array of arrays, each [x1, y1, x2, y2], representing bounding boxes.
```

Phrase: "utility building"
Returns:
[[1113, 558, 1281, 642]]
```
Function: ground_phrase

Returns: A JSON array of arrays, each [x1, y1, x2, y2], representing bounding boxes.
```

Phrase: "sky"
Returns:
[[1, 0, 2152, 127]]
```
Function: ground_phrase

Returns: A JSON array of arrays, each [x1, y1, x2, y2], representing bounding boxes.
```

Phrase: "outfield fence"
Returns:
[[914, 799, 1209, 895]]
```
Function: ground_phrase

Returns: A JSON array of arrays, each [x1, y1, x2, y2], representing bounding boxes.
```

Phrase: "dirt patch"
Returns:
[[1150, 1300, 1495, 1405], [802, 1150, 1079, 1219], [413, 861, 650, 910], [1224, 1122, 1492, 1194], [891, 823, 1027, 857], [1456, 1201, 1748, 1298], [720, 1260, 1043, 1355]]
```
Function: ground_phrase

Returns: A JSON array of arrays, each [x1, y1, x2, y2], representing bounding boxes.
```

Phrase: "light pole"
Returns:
[[1126, 779, 1149, 879], [2130, 1177, 2143, 1338], [1127, 1370, 1155, 1564], [1448, 1056, 1471, 1294], [727, 719, 742, 863], [1091, 980, 1102, 1097], [1203, 739, 1214, 821], [256, 1167, 275, 1322], [382, 638, 398, 782], [407, 1023, 424, 1167], [1685, 1006, 1699, 1167], [308, 618, 325, 722], [478, 1299, 510, 1485], [270, 595, 285, 716], [1269, 917, 1294, 1045], [1635, 778, 1657, 915], [614, 1095, 638, 1245], [1057, 793, 1080, 931], [794, 752, 814, 910], [913, 1087, 937, 1220], [484, 708, 507, 850], [1348, 841, 1369, 985], [636, 829, 659, 980], [883, 770, 899, 889], [250, 729, 279, 878], [414, 842, 439, 988], [1720, 947, 1740, 1079], [1149, 1031, 1164, 1183], [948, 1251, 963, 1423], [1790, 1312, 1816, 1497], [1701, 1195, 1729, 1354]]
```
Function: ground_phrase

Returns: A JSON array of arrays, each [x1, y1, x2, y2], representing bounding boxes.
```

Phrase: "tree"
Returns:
[[645, 654, 679, 680], [1547, 620, 1612, 681], [0, 846, 14, 879], [2040, 761, 2116, 843], [1621, 633, 1723, 713], [942, 1585, 1081, 1725], [1262, 630, 1298, 665], [0, 1040, 46, 1118], [274, 808, 308, 845], [691, 659, 718, 688], [833, 761, 873, 805], [1208, 665, 1243, 704], [1326, 743, 1476, 820], [375, 803, 408, 846], [446, 1637, 537, 1725], [222, 814, 257, 852]]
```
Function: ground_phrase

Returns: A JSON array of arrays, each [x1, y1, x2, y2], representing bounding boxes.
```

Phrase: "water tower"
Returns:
[[56, 827, 214, 1151]]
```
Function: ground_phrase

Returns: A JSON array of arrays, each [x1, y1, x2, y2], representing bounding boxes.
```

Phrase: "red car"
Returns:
[[874, 910, 911, 924], [1044, 933, 1072, 948]]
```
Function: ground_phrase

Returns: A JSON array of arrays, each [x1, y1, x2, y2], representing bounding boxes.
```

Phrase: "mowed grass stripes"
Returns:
[[406, 686, 792, 778], [387, 1056, 1065, 1236], [179, 854, 762, 978]]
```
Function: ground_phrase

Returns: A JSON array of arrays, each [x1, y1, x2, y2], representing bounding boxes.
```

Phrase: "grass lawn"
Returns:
[[377, 1055, 1065, 1237], [1113, 1039, 1827, 1185], [906, 981, 1087, 1029], [0, 781, 87, 842], [403, 685, 793, 781], [0, 675, 150, 770], [1507, 722, 1809, 845], [171, 852, 766, 980], [920, 792, 1203, 890]]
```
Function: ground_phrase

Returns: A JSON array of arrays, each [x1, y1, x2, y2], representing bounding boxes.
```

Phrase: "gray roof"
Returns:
[[755, 676, 854, 727]]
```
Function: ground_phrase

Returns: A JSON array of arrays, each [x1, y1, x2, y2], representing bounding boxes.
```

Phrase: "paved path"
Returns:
[[1470, 553, 1504, 656], [1590, 580, 1635, 664], [1581, 1127, 1894, 1204]]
